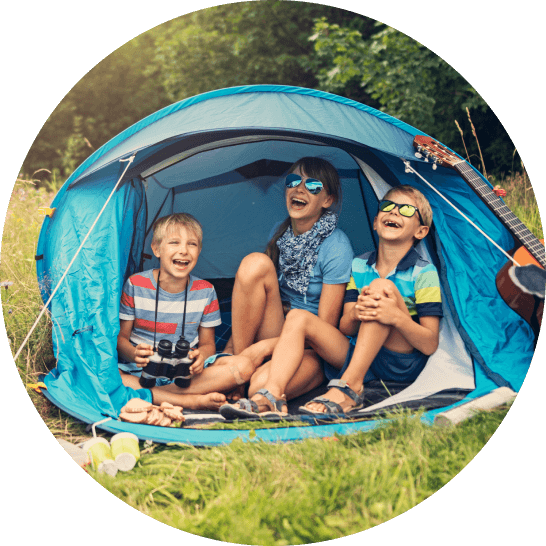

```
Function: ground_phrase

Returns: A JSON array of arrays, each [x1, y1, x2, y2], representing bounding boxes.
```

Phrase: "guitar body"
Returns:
[[412, 135, 545, 338], [496, 244, 544, 335]]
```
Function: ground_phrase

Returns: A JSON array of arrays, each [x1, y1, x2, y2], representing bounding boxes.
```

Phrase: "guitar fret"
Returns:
[[413, 138, 545, 268], [454, 163, 544, 266]]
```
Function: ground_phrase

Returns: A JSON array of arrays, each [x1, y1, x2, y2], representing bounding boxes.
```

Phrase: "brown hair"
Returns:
[[265, 157, 342, 267]]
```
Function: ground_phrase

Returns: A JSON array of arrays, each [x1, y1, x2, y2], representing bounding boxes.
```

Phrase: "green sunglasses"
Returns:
[[379, 199, 424, 225], [285, 173, 324, 195]]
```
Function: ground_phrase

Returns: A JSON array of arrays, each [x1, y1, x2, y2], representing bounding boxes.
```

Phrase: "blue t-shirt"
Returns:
[[276, 227, 354, 315]]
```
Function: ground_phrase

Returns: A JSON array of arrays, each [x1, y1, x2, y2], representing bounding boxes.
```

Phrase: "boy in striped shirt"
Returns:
[[118, 213, 257, 410]]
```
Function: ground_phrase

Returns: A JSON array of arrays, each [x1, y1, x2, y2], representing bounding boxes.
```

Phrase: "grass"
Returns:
[[1, 169, 542, 542]]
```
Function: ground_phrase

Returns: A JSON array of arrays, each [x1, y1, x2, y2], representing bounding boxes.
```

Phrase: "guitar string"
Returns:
[[402, 160, 520, 267]]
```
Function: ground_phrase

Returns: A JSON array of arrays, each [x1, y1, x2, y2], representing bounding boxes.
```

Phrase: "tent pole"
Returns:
[[13, 154, 137, 363]]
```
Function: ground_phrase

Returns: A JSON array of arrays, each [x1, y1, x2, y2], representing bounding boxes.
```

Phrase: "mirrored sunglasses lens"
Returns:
[[379, 200, 395, 212], [305, 179, 323, 194], [285, 174, 302, 188], [399, 205, 416, 217]]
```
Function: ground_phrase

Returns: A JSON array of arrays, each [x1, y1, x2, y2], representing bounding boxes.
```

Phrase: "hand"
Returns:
[[352, 287, 381, 321], [359, 286, 400, 326], [134, 343, 154, 367], [188, 349, 205, 375]]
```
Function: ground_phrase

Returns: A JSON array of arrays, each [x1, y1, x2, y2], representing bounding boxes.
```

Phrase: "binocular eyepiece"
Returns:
[[157, 338, 190, 359], [139, 337, 193, 389]]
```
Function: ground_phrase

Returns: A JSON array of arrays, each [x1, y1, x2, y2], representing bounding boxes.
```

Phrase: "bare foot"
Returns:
[[225, 384, 246, 401], [197, 392, 227, 410]]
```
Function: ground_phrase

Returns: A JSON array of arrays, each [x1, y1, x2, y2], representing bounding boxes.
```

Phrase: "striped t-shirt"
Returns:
[[344, 247, 443, 321], [119, 270, 221, 366]]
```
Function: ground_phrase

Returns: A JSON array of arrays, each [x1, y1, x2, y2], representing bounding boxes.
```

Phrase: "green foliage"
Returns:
[[311, 20, 516, 176]]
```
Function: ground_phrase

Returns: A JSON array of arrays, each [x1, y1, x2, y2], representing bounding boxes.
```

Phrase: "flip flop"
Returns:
[[219, 389, 288, 419], [299, 379, 364, 416]]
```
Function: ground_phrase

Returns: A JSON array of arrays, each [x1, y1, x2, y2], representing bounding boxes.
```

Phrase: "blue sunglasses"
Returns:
[[285, 173, 324, 195]]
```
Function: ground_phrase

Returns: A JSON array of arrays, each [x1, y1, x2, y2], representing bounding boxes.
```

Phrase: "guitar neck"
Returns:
[[455, 161, 545, 268]]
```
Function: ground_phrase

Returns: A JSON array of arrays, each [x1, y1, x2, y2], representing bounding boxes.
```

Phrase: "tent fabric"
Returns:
[[36, 85, 536, 444]]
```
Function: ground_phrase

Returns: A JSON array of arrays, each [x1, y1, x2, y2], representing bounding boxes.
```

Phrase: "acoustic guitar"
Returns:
[[412, 135, 544, 335]]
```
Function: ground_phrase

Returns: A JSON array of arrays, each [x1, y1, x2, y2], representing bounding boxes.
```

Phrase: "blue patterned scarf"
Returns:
[[277, 211, 338, 295]]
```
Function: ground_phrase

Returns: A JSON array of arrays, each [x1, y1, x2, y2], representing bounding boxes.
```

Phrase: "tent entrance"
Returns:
[[124, 134, 476, 418]]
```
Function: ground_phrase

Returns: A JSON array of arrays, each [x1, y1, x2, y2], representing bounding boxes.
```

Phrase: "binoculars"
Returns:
[[139, 338, 193, 389]]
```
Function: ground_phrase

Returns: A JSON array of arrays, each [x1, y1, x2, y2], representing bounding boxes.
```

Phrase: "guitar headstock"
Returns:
[[413, 135, 464, 170]]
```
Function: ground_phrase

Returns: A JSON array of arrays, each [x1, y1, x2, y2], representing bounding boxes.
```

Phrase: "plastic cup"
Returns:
[[82, 437, 118, 477], [110, 432, 140, 471]]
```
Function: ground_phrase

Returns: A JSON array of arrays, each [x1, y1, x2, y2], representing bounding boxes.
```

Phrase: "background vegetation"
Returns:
[[22, 0, 519, 185], [3, 1, 542, 543]]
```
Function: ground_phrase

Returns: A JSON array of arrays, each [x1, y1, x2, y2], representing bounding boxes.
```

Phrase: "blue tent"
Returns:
[[36, 85, 536, 444]]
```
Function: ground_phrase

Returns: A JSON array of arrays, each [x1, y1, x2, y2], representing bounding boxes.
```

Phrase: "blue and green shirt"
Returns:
[[344, 247, 443, 321]]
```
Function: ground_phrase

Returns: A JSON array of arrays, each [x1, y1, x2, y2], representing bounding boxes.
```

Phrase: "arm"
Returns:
[[117, 319, 154, 366], [317, 283, 347, 327]]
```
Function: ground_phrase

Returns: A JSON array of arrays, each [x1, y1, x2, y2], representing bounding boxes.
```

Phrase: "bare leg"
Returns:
[[120, 370, 227, 411], [230, 309, 349, 413], [119, 355, 256, 410], [229, 253, 285, 354], [306, 278, 414, 413]]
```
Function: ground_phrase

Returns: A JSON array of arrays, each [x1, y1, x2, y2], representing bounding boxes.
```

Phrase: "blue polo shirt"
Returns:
[[344, 247, 443, 342]]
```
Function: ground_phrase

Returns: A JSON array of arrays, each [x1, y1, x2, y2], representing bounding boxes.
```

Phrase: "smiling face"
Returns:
[[151, 225, 201, 288], [285, 166, 334, 234], [373, 191, 429, 245]]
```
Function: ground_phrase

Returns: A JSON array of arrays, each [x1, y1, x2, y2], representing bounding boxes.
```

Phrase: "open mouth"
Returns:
[[291, 197, 307, 210], [383, 219, 401, 229], [173, 259, 190, 268]]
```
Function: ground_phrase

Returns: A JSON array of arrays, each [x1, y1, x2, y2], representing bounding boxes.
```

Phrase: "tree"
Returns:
[[310, 20, 517, 176]]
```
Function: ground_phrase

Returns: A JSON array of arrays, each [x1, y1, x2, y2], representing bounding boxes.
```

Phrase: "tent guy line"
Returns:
[[13, 154, 136, 362]]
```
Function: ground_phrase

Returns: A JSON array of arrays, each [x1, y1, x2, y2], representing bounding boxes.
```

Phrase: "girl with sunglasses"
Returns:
[[219, 157, 353, 412]]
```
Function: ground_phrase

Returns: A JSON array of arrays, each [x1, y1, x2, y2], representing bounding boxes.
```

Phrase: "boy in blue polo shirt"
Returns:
[[298, 184, 443, 414]]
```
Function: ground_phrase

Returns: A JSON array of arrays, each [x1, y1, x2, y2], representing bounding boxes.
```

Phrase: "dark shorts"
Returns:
[[323, 343, 428, 383]]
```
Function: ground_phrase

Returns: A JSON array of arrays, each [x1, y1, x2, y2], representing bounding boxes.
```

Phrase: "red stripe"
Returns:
[[131, 274, 156, 290], [120, 292, 134, 308], [191, 279, 213, 291], [204, 298, 219, 315], [135, 318, 177, 334]]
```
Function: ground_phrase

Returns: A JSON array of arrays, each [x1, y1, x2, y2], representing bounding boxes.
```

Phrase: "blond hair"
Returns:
[[152, 213, 203, 249], [382, 185, 433, 228]]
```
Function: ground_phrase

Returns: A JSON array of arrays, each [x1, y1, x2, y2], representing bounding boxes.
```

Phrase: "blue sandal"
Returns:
[[220, 389, 288, 419], [299, 379, 365, 415]]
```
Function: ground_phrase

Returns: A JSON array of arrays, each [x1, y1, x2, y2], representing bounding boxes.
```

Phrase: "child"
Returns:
[[220, 185, 442, 417], [117, 213, 259, 410]]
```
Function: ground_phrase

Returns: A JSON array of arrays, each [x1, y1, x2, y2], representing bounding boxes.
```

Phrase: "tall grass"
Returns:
[[1, 169, 542, 541]]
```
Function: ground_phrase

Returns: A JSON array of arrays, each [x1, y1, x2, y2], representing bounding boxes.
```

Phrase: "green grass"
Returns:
[[1, 170, 542, 541], [89, 407, 510, 544]]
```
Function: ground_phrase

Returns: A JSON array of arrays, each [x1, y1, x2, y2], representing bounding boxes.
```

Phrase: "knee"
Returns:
[[368, 278, 397, 295], [235, 253, 276, 285], [284, 308, 313, 329], [234, 355, 255, 383]]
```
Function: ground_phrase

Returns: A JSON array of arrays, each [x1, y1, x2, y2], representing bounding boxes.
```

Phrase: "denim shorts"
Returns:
[[323, 343, 428, 383]]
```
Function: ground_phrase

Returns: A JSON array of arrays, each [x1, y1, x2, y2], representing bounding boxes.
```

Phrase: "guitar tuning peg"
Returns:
[[424, 156, 429, 162], [432, 163, 437, 170], [404, 162, 412, 174], [414, 152, 423, 159]]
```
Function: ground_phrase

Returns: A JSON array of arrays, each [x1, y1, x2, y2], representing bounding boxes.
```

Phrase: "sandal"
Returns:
[[299, 379, 364, 415], [219, 389, 288, 419]]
